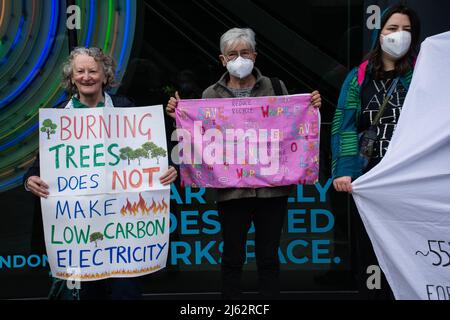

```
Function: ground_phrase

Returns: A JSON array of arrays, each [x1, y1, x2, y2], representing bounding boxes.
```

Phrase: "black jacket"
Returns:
[[24, 95, 136, 254]]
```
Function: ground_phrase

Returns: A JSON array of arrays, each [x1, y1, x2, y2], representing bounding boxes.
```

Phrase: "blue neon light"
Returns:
[[116, 0, 131, 76], [0, 123, 38, 152], [0, 91, 67, 152], [0, 175, 24, 190], [10, 17, 25, 50], [84, 0, 95, 47], [0, 0, 59, 109], [0, 17, 25, 66]]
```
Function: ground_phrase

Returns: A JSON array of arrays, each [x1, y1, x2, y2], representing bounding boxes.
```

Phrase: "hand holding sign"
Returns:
[[166, 91, 181, 119], [26, 175, 50, 198]]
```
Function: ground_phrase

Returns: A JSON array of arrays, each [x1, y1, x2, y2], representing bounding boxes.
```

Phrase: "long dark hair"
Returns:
[[365, 4, 421, 79]]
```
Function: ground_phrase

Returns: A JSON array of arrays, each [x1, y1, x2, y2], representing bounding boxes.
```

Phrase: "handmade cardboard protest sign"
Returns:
[[39, 106, 170, 281], [174, 94, 320, 188]]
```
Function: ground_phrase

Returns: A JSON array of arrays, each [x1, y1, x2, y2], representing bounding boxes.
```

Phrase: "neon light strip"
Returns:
[[54, 92, 67, 105], [109, 12, 119, 56], [0, 175, 24, 190], [0, 84, 64, 145], [0, 91, 67, 148], [0, 158, 34, 181], [93, 0, 101, 44], [0, 168, 14, 178], [116, 0, 130, 75], [0, 81, 67, 141], [103, 0, 113, 51], [0, 0, 37, 139], [10, 17, 24, 49], [0, 0, 8, 42], [29, 0, 37, 41], [0, 0, 60, 141], [75, 0, 81, 44], [0, 0, 34, 81], [0, 1, 133, 151], [0, 17, 24, 65], [0, 0, 101, 142], [0, 0, 58, 109], [0, 0, 26, 61], [1, 0, 116, 140], [84, 0, 95, 46], [0, 1, 137, 190], [0, 0, 6, 28], [0, 0, 13, 55], [0, 123, 38, 151]]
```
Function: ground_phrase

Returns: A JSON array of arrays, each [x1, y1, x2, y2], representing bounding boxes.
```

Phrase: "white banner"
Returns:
[[352, 32, 450, 300], [39, 106, 170, 281]]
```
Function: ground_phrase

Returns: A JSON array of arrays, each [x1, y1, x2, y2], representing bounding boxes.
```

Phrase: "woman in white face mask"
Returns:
[[380, 14, 414, 71], [331, 5, 421, 300], [166, 27, 321, 300]]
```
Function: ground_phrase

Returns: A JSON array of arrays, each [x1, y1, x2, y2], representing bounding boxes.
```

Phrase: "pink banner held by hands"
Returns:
[[173, 94, 320, 188]]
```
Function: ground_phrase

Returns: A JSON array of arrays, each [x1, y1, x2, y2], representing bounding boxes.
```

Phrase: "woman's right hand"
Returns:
[[26, 176, 49, 198], [166, 91, 181, 120], [333, 176, 353, 193]]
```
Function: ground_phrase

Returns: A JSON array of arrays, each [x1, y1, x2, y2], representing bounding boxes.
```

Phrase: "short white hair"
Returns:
[[220, 28, 256, 54]]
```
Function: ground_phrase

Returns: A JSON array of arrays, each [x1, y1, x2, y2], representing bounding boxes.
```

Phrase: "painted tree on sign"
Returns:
[[90, 232, 104, 248], [119, 147, 134, 165], [151, 146, 167, 164], [142, 142, 157, 158], [41, 119, 57, 139], [134, 148, 148, 165], [142, 142, 167, 164]]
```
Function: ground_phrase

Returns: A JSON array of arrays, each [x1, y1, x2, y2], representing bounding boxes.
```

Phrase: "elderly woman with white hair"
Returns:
[[166, 28, 321, 299], [24, 47, 177, 300]]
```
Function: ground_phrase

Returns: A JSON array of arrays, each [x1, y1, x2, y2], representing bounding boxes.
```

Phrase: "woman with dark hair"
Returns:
[[331, 4, 421, 299]]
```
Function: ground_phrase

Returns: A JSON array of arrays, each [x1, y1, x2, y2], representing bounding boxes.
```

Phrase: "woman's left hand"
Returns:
[[311, 90, 322, 108], [159, 166, 178, 185]]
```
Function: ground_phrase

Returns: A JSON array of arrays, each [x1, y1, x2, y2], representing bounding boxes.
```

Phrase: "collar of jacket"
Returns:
[[214, 67, 264, 93], [71, 95, 105, 108], [359, 60, 414, 91], [64, 92, 114, 109]]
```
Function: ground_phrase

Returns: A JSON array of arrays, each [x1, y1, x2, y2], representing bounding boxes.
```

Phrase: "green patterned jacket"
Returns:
[[331, 60, 413, 179]]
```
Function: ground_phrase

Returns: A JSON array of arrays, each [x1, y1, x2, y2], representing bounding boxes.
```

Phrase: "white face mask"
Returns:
[[226, 56, 254, 79], [380, 31, 412, 59]]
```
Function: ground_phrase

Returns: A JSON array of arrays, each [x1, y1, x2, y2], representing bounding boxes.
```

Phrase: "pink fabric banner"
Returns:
[[174, 94, 320, 188]]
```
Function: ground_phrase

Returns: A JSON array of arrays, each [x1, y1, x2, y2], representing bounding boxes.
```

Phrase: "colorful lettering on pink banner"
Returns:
[[174, 94, 320, 188]]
